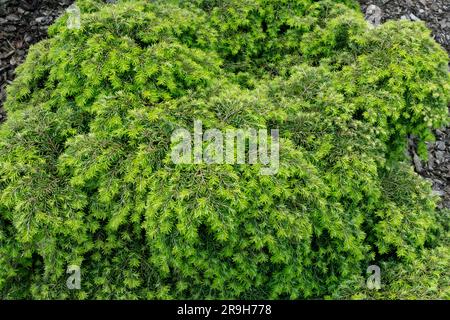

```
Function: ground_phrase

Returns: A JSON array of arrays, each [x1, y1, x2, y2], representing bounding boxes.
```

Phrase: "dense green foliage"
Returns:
[[0, 0, 449, 299], [332, 210, 450, 299]]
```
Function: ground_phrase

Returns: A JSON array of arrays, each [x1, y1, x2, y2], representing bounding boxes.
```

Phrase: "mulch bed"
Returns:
[[1, 0, 450, 208]]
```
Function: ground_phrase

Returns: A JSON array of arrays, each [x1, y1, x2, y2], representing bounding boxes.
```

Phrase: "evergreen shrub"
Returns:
[[0, 0, 449, 299]]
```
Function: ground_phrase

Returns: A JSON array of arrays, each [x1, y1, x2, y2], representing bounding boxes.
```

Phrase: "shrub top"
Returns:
[[0, 0, 449, 299]]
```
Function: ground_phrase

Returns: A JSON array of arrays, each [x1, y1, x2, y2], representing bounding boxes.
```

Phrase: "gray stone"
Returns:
[[436, 141, 446, 151], [409, 13, 420, 21], [24, 35, 33, 43], [365, 5, 382, 26], [435, 151, 445, 163], [428, 154, 434, 170], [35, 17, 46, 23], [413, 152, 423, 173], [433, 189, 445, 197], [6, 14, 20, 21], [4, 25, 16, 32]]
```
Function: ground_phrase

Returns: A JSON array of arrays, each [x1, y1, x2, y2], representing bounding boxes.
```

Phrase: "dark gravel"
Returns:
[[358, 0, 450, 53], [0, 0, 73, 122], [408, 128, 450, 209], [1, 0, 450, 207]]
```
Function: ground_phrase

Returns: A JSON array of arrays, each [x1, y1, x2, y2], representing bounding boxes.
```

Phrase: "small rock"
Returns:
[[4, 25, 16, 32], [409, 13, 420, 21], [436, 141, 446, 151], [433, 189, 445, 197], [434, 179, 445, 188], [24, 34, 33, 43], [6, 14, 20, 21], [443, 167, 450, 178], [413, 152, 423, 173], [9, 56, 19, 66], [435, 150, 445, 163], [428, 154, 435, 170], [365, 5, 382, 26], [35, 17, 46, 23]]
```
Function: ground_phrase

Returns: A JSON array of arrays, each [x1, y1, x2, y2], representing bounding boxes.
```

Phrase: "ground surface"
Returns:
[[0, 0, 72, 122], [0, 0, 449, 207], [359, 0, 449, 53]]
